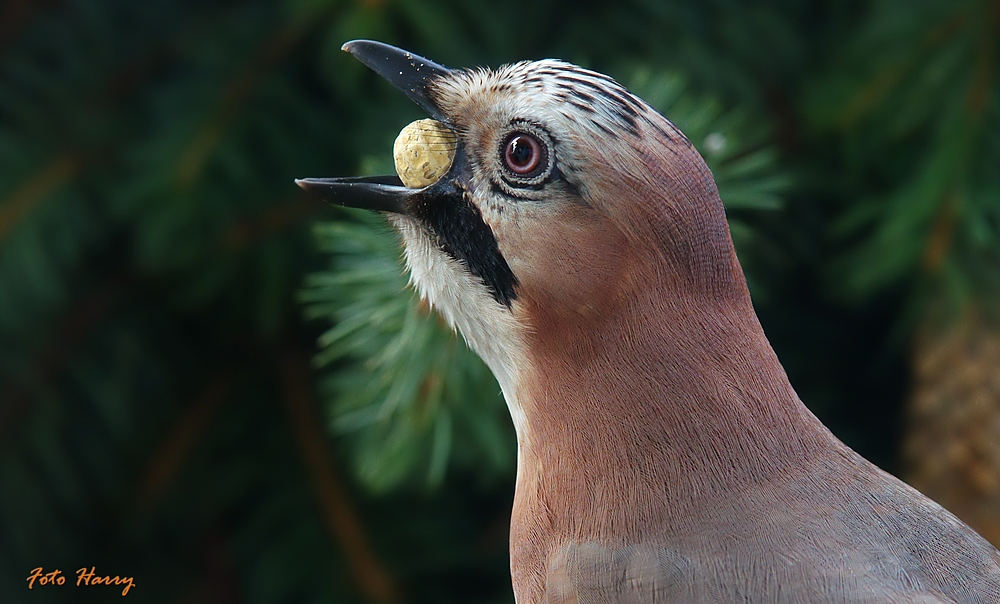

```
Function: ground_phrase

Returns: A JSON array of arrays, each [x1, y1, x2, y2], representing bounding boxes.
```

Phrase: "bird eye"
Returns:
[[495, 123, 555, 193], [502, 132, 545, 177]]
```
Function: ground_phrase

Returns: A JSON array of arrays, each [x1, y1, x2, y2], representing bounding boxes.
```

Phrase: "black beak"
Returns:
[[341, 40, 453, 124], [294, 175, 413, 214], [295, 40, 455, 213]]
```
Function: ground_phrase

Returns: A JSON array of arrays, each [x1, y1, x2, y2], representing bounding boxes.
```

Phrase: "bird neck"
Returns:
[[512, 270, 835, 536]]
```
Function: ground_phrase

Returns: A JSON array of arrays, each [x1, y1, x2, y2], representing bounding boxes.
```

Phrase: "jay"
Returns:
[[298, 41, 1000, 603]]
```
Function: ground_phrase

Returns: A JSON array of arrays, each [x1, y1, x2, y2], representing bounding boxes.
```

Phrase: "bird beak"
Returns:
[[340, 39, 453, 124], [295, 40, 456, 214]]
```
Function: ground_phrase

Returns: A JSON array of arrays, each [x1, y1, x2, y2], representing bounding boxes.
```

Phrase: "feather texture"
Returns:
[[383, 51, 1000, 603]]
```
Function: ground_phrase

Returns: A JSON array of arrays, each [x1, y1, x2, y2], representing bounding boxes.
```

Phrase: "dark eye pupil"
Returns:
[[510, 139, 533, 166], [504, 133, 542, 175]]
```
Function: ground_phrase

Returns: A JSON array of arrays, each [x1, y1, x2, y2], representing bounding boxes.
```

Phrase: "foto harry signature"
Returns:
[[27, 567, 136, 596]]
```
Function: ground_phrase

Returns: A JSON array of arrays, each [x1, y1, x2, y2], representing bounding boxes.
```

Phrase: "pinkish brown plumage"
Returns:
[[297, 41, 1000, 603]]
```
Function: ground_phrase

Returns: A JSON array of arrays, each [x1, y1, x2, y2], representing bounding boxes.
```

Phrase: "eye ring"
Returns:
[[497, 123, 553, 187]]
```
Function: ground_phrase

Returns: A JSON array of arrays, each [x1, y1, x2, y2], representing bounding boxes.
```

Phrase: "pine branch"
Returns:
[[222, 195, 325, 251], [173, 20, 308, 187], [0, 272, 126, 445], [0, 0, 39, 56], [132, 372, 236, 513], [0, 154, 80, 241], [281, 348, 398, 604]]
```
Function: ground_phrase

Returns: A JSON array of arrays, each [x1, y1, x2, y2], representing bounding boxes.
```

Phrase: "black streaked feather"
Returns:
[[410, 185, 518, 308]]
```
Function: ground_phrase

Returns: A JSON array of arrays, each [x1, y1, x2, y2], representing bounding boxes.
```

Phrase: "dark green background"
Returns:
[[1, 0, 997, 602]]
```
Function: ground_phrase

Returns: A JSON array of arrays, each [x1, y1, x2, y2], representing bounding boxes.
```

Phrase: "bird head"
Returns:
[[298, 41, 754, 444]]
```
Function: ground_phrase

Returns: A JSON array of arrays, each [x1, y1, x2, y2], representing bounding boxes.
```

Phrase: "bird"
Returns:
[[297, 41, 1000, 603]]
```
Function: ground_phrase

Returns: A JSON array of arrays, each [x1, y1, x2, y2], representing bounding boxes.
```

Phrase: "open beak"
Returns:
[[295, 40, 455, 214]]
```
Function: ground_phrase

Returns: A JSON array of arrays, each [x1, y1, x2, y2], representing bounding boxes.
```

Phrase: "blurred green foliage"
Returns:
[[0, 0, 996, 603], [808, 0, 1000, 311], [302, 213, 515, 493]]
